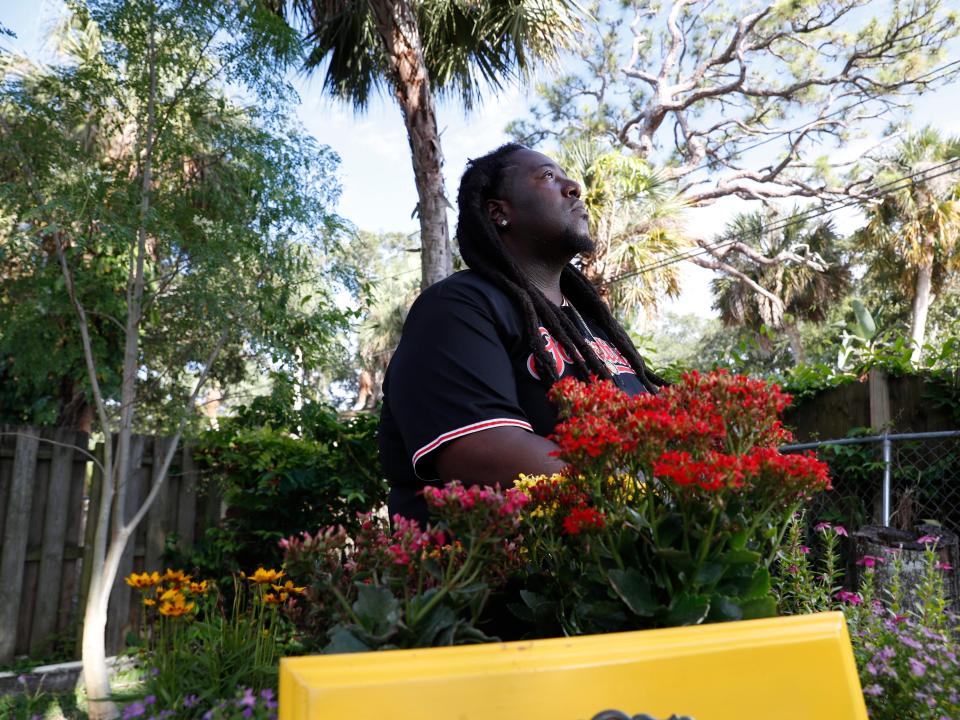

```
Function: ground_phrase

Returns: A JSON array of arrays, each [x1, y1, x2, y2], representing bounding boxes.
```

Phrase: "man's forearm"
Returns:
[[433, 426, 566, 487]]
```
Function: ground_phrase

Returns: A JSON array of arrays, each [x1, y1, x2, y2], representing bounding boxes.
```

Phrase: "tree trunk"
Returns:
[[783, 322, 806, 365], [909, 259, 934, 366], [368, 0, 452, 290]]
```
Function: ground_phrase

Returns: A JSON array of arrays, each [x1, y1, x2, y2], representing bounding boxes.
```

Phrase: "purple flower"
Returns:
[[144, 695, 156, 706], [909, 658, 927, 677], [813, 521, 831, 532], [183, 695, 200, 709], [260, 689, 275, 701], [239, 687, 257, 708], [863, 684, 884, 696], [122, 702, 145, 719], [900, 635, 923, 650], [878, 646, 896, 661], [242, 710, 253, 719]]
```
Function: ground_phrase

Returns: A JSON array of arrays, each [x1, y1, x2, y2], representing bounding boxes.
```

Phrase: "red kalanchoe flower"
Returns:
[[562, 506, 606, 535]]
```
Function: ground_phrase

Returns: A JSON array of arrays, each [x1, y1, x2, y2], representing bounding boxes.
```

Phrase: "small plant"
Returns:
[[281, 482, 528, 652], [123, 568, 296, 718], [774, 525, 959, 719], [774, 515, 846, 615], [511, 371, 831, 635]]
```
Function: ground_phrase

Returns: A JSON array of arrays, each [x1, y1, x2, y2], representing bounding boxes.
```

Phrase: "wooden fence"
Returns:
[[0, 426, 222, 664]]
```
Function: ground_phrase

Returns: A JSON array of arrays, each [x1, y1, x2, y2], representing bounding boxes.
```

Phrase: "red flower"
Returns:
[[562, 506, 606, 535]]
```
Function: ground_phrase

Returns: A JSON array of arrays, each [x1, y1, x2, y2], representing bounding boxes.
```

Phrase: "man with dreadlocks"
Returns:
[[379, 144, 666, 524]]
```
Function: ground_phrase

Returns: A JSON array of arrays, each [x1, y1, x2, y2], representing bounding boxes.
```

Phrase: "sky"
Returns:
[[5, 0, 960, 324]]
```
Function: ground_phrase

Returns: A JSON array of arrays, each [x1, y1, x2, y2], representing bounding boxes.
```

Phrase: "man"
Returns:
[[379, 144, 665, 524]]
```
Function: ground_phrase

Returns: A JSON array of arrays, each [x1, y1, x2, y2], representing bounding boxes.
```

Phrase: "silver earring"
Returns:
[[499, 219, 508, 227]]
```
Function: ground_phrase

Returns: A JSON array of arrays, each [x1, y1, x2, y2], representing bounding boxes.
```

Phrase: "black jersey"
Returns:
[[378, 270, 645, 523]]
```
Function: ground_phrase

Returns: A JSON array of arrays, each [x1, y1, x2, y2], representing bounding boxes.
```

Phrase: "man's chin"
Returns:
[[564, 229, 595, 256]]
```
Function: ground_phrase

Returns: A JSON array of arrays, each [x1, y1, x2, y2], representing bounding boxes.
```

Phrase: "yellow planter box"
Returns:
[[280, 611, 867, 720]]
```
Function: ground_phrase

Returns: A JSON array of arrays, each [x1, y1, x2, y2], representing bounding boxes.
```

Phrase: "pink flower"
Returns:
[[936, 561, 953, 571], [916, 535, 940, 545], [857, 555, 882, 568], [833, 525, 848, 537], [787, 565, 799, 573], [799, 545, 810, 554], [835, 590, 862, 605], [813, 522, 832, 532]]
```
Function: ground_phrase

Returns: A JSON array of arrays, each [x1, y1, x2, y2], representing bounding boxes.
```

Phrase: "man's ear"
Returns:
[[486, 199, 508, 227]]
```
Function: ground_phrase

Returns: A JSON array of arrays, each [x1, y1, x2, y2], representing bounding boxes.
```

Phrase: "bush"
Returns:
[[180, 407, 386, 576]]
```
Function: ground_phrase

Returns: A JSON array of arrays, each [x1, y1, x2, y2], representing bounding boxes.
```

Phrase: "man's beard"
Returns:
[[558, 226, 595, 256]]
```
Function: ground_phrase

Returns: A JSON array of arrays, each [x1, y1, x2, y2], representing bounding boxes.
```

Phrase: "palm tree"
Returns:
[[711, 212, 852, 364], [856, 127, 960, 365], [274, 0, 582, 290], [557, 140, 688, 330]]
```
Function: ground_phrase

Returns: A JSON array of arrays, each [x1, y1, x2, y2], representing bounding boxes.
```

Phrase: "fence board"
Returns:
[[58, 439, 87, 635], [30, 430, 79, 655], [145, 437, 174, 573], [0, 428, 40, 663], [177, 444, 197, 548]]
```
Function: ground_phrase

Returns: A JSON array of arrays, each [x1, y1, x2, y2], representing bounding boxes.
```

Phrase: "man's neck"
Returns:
[[513, 256, 569, 306]]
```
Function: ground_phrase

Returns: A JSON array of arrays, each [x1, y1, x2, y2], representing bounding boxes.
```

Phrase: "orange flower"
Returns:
[[247, 567, 284, 585], [161, 568, 191, 585], [159, 592, 195, 617], [262, 593, 281, 605], [159, 588, 182, 602], [270, 580, 305, 595], [125, 571, 161, 589], [188, 580, 211, 595], [143, 598, 156, 607]]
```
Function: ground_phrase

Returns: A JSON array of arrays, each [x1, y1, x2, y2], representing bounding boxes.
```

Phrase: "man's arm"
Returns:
[[433, 426, 567, 487]]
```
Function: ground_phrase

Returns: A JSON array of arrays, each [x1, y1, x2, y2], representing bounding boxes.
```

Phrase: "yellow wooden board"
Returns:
[[279, 611, 867, 720]]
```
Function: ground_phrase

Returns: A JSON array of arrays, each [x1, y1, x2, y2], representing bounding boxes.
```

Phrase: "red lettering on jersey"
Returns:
[[526, 328, 635, 379]]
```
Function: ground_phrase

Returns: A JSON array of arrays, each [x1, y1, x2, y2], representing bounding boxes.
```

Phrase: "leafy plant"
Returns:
[[281, 483, 528, 652], [180, 407, 385, 576], [510, 371, 832, 635], [123, 568, 295, 718]]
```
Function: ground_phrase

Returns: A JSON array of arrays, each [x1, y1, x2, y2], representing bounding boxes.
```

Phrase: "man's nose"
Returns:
[[562, 177, 581, 198]]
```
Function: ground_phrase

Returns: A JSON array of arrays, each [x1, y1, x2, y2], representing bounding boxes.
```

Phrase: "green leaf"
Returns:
[[665, 593, 710, 626], [654, 547, 694, 569], [743, 567, 771, 600], [694, 562, 724, 587], [352, 584, 399, 636], [722, 549, 762, 565], [412, 604, 457, 647], [739, 596, 778, 620], [727, 529, 748, 551], [607, 568, 658, 617], [706, 595, 743, 622], [622, 506, 650, 532], [323, 625, 372, 654]]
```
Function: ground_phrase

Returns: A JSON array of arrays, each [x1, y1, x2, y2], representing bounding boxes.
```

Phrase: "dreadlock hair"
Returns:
[[455, 143, 667, 394]]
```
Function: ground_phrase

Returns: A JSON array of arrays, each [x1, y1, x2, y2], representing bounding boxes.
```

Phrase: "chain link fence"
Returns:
[[781, 431, 960, 534]]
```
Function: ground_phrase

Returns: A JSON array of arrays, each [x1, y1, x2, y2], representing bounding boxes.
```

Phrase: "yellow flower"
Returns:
[[159, 588, 183, 602], [247, 567, 284, 585], [161, 568, 191, 586], [188, 580, 211, 595], [271, 580, 305, 595], [262, 593, 281, 605], [143, 598, 156, 607], [158, 593, 195, 617], [125, 571, 161, 589]]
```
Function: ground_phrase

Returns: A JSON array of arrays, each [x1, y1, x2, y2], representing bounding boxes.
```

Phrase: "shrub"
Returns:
[[182, 409, 386, 576]]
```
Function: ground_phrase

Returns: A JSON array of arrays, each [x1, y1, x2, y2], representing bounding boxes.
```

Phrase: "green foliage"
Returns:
[[0, 0, 354, 431], [181, 401, 386, 576], [774, 522, 959, 719], [126, 574, 288, 718]]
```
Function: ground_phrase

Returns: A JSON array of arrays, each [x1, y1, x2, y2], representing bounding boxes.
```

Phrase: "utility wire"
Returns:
[[604, 155, 960, 285]]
